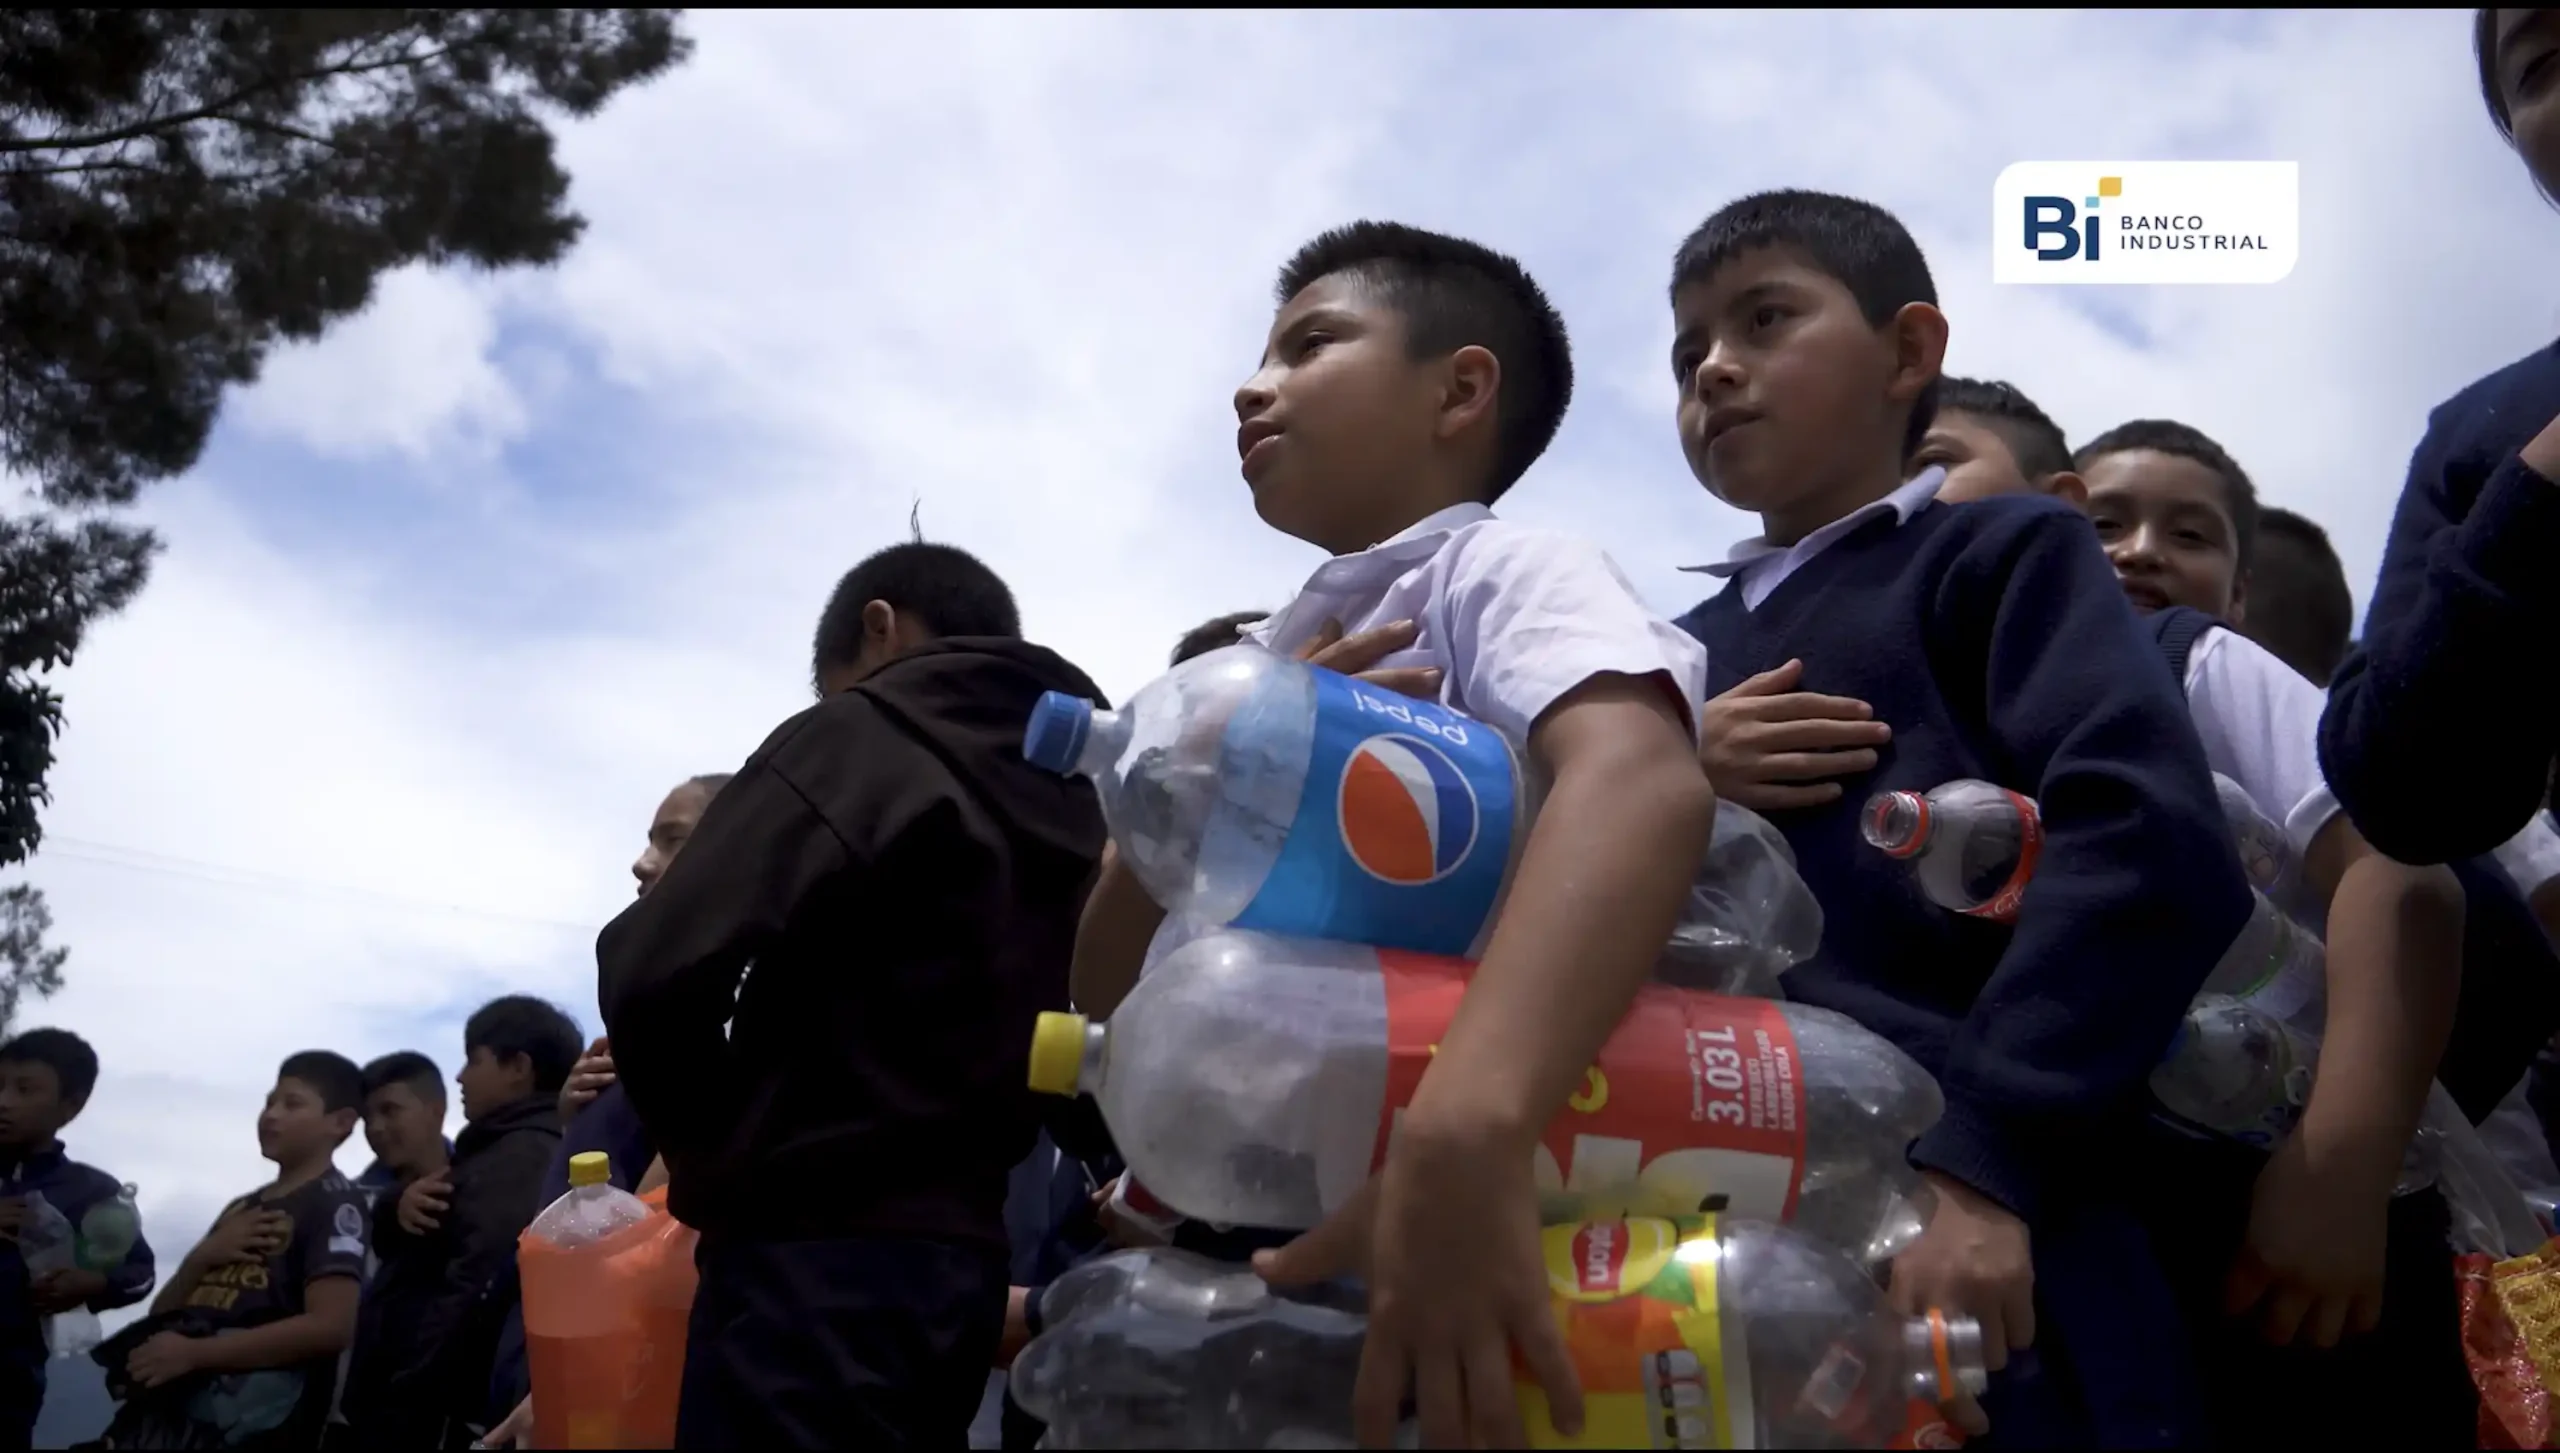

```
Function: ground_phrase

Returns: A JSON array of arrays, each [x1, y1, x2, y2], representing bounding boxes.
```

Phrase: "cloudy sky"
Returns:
[[13, 8, 2558, 1322]]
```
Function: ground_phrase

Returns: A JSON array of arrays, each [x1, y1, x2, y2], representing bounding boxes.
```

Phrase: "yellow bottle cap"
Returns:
[[568, 1151, 611, 1188], [1027, 1012, 1092, 1097]]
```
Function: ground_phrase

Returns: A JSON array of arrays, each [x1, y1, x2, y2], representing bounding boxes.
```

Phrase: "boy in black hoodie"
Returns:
[[599, 541, 1108, 1451], [342, 999, 574, 1448]]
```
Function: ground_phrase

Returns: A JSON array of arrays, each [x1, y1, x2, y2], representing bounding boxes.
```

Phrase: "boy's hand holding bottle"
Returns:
[[1889, 1170, 2037, 1372]]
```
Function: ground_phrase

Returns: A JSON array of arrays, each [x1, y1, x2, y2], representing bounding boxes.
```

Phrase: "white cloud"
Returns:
[[231, 265, 530, 464], [9, 7, 2550, 1352]]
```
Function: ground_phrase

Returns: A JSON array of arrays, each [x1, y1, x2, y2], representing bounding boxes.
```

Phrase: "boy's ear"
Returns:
[[55, 1095, 87, 1129], [328, 1107, 359, 1142], [2227, 569, 2249, 629], [2041, 469, 2090, 508], [1434, 343, 1503, 445], [1885, 301, 1950, 408]]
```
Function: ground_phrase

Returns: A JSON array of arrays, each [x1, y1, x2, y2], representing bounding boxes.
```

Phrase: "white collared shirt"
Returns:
[[1244, 502, 1707, 746], [2144, 615, 2560, 902], [1681, 467, 1949, 611]]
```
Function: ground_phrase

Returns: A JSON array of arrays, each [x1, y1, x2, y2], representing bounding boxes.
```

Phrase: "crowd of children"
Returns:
[[9, 9, 2560, 1450]]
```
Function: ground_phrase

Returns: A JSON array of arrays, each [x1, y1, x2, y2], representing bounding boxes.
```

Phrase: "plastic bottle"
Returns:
[[1027, 646, 1824, 985], [19, 1192, 99, 1358], [1029, 927, 1943, 1263], [519, 1153, 670, 1449], [1024, 643, 1526, 958], [1010, 1216, 1986, 1450], [77, 1183, 141, 1272], [1863, 779, 2323, 1009]]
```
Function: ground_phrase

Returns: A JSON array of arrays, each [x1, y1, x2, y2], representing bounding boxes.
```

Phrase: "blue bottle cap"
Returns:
[[1023, 691, 1095, 774]]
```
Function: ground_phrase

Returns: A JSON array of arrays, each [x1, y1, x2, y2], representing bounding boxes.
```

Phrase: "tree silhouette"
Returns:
[[1, 9, 692, 975]]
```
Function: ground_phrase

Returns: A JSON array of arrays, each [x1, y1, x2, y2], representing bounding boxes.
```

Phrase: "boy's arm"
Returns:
[[383, 1139, 554, 1407], [2286, 814, 2463, 1196], [1068, 844, 1161, 1018], [598, 707, 880, 1166], [150, 1199, 246, 1315], [1924, 505, 2255, 1220], [186, 1277, 359, 1373], [1403, 675, 1717, 1144], [2321, 415, 2560, 864]]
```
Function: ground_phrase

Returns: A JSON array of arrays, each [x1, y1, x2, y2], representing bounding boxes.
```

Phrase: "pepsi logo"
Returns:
[[1337, 734, 1480, 885]]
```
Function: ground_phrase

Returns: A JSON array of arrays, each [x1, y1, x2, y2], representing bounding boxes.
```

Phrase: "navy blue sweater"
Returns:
[[1676, 494, 2255, 1219], [2321, 341, 2560, 864]]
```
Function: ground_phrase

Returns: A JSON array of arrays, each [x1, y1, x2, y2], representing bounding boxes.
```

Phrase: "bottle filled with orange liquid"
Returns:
[[519, 1152, 700, 1449]]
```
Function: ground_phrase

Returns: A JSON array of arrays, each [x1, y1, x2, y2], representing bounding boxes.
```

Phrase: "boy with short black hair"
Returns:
[[601, 541, 1109, 1449], [344, 1001, 571, 1449], [0, 1028, 153, 1448], [1938, 397, 2476, 1441], [117, 1052, 369, 1450], [1168, 610, 1269, 669], [1922, 376, 2083, 506], [2239, 507, 2356, 688], [1078, 220, 1717, 1448], [327, 1051, 448, 1448], [1666, 190, 2257, 1446]]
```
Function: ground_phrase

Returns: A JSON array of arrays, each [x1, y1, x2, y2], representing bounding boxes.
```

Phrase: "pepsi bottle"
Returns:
[[1024, 642, 1529, 958]]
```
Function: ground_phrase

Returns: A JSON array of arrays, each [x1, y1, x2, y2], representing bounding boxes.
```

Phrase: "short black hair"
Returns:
[[2242, 507, 2355, 687], [359, 1050, 445, 1105], [1936, 377, 2073, 483], [464, 996, 584, 1096], [1669, 190, 1941, 461], [811, 542, 1021, 687], [1172, 611, 1267, 667], [0, 1029, 98, 1106], [278, 1050, 364, 1115], [2073, 419, 2262, 571], [2481, 9, 2514, 139], [1274, 221, 1573, 501]]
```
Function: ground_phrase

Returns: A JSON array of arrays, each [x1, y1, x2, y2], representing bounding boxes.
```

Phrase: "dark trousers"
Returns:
[[2137, 1129, 2477, 1448], [675, 1234, 1006, 1451]]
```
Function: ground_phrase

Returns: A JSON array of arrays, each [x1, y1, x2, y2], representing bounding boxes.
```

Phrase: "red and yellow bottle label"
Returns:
[[1372, 953, 1809, 1224], [1522, 1214, 1737, 1449]]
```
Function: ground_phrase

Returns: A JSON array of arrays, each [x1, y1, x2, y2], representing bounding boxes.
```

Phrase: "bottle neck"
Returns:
[[1077, 1021, 1111, 1096], [1077, 707, 1129, 778], [1901, 1312, 1989, 1403]]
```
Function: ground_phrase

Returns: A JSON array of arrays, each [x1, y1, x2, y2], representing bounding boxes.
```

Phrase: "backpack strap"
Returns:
[[2146, 605, 2221, 696]]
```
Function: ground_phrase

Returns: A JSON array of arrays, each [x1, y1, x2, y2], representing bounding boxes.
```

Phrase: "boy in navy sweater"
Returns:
[[0, 1030, 152, 1451], [2318, 7, 2560, 863], [1928, 388, 2482, 1441], [1666, 191, 2253, 1447]]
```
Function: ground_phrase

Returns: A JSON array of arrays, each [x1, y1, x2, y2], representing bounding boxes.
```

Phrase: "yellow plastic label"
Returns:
[[1522, 1215, 1740, 1450]]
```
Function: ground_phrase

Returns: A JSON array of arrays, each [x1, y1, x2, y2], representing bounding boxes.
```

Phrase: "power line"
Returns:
[[29, 836, 598, 935]]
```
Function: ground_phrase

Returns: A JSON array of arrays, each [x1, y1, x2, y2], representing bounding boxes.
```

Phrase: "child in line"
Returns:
[[114, 1052, 370, 1451], [0, 1029, 154, 1450], [1078, 221, 1719, 1448], [2231, 506, 2357, 689], [1666, 190, 2255, 1446], [347, 1000, 574, 1448], [2318, 7, 2560, 862], [600, 543, 1110, 1449], [1926, 387, 2477, 1442], [325, 1051, 448, 1450]]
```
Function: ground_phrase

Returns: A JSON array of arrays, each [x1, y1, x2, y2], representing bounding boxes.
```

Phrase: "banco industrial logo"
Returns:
[[1992, 161, 2298, 286]]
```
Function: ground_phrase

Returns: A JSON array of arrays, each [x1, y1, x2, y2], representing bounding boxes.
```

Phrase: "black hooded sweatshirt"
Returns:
[[597, 637, 1107, 1249]]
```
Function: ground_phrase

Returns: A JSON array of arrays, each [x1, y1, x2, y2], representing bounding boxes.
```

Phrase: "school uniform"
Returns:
[[1674, 469, 2255, 1448], [1241, 500, 1708, 745], [598, 638, 1109, 1451], [2138, 606, 2477, 1446], [2321, 340, 2560, 864]]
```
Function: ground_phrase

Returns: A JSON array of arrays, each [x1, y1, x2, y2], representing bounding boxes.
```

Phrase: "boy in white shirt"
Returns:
[[1910, 383, 2477, 1442], [1072, 221, 1716, 1449]]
